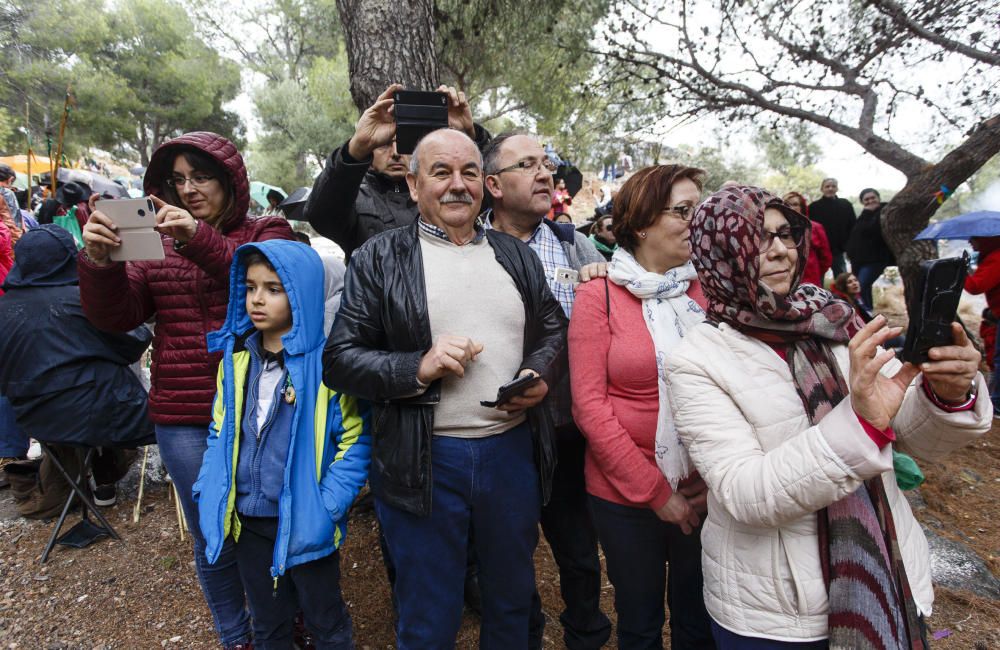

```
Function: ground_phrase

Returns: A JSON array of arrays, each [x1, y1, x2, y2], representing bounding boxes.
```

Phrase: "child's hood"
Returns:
[[208, 240, 326, 355]]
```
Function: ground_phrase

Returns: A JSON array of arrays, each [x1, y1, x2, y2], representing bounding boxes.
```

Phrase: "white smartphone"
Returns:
[[96, 197, 166, 262], [553, 266, 580, 285]]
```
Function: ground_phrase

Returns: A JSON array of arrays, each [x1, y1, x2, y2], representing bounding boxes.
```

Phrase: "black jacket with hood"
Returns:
[[323, 220, 567, 516], [0, 225, 154, 447]]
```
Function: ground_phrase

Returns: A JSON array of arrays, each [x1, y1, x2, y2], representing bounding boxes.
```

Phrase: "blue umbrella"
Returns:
[[914, 211, 1000, 241]]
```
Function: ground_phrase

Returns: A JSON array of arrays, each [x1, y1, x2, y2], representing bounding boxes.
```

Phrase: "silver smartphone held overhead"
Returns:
[[96, 197, 166, 262]]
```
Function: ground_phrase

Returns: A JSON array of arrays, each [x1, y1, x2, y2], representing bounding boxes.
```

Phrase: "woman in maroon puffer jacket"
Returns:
[[79, 132, 293, 650]]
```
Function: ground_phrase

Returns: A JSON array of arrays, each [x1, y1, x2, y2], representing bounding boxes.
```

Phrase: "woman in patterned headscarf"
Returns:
[[665, 185, 990, 649]]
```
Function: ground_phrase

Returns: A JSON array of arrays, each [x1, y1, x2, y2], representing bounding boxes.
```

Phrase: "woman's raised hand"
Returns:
[[82, 209, 121, 266], [848, 315, 919, 430], [151, 195, 198, 244]]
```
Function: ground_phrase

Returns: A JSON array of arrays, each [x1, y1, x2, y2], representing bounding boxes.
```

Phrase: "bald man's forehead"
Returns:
[[418, 131, 482, 170]]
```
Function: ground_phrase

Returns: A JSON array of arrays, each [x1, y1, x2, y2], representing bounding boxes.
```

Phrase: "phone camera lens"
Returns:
[[138, 209, 145, 216]]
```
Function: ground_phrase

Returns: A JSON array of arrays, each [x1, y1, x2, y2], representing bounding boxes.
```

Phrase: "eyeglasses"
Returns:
[[662, 204, 695, 222], [761, 226, 805, 251], [165, 174, 216, 189], [492, 157, 558, 176]]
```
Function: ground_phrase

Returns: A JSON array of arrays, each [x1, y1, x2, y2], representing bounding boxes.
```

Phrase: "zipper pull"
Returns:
[[272, 576, 279, 598]]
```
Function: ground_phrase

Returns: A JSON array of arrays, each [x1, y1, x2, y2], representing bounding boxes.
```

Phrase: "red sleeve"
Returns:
[[0, 220, 13, 292], [856, 413, 896, 449], [179, 216, 295, 281], [77, 253, 156, 332], [569, 282, 673, 510], [964, 253, 1000, 295], [812, 223, 833, 278]]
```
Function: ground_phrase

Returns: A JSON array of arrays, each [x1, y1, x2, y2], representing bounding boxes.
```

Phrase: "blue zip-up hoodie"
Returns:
[[193, 240, 371, 577]]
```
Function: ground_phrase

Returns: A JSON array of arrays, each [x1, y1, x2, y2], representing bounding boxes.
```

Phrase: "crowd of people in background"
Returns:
[[0, 81, 995, 650]]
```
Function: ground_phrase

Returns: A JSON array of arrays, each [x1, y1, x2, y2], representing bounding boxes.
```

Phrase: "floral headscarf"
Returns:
[[689, 185, 861, 342]]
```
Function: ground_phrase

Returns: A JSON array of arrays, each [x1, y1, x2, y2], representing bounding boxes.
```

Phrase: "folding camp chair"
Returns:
[[38, 443, 121, 563]]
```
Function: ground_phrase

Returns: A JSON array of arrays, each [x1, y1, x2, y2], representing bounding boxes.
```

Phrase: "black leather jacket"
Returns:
[[323, 220, 567, 516], [305, 126, 491, 262]]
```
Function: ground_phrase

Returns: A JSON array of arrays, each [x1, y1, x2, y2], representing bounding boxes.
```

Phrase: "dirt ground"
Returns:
[[0, 415, 997, 650]]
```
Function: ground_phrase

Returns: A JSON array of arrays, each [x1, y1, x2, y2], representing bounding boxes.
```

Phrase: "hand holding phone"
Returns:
[[901, 253, 968, 364], [348, 83, 404, 160], [93, 197, 166, 262], [480, 372, 544, 409]]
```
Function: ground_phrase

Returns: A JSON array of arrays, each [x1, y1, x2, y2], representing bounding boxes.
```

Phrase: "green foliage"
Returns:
[[192, 0, 355, 187], [672, 144, 764, 193], [1, 0, 242, 163], [247, 49, 358, 189]]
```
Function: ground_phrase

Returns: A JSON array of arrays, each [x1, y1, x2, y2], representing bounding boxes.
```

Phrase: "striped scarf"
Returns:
[[791, 339, 926, 650], [689, 185, 926, 649]]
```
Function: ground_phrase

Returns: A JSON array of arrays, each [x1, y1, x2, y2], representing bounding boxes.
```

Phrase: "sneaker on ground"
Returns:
[[93, 483, 117, 507]]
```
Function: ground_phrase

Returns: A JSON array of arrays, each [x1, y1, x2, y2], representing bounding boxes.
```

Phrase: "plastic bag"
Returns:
[[893, 450, 925, 490]]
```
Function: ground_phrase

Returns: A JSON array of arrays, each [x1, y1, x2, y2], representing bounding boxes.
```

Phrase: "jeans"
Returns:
[[529, 431, 611, 650], [156, 424, 251, 647], [0, 395, 29, 458], [589, 495, 714, 650], [855, 263, 888, 310], [235, 516, 353, 650], [375, 422, 540, 650]]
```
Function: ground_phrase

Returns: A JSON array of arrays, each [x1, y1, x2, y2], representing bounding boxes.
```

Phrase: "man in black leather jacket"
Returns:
[[304, 83, 491, 263], [324, 129, 566, 648]]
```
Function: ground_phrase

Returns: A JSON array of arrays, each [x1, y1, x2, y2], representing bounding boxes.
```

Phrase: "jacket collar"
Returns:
[[481, 209, 575, 245], [366, 169, 410, 195]]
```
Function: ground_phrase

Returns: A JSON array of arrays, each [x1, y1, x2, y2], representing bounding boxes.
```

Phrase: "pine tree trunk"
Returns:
[[336, 0, 439, 112], [881, 114, 1000, 303]]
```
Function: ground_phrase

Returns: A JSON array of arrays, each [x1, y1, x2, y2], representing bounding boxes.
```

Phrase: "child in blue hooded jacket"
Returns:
[[194, 240, 370, 649]]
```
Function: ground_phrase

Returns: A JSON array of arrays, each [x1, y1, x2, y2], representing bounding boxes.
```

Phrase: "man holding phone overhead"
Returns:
[[304, 83, 491, 262]]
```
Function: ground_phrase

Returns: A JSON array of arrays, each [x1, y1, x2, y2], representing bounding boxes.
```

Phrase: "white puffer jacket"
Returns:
[[666, 322, 991, 642]]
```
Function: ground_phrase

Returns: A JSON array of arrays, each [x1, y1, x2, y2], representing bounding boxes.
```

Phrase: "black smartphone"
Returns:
[[900, 252, 969, 364], [393, 90, 449, 155], [480, 374, 542, 408]]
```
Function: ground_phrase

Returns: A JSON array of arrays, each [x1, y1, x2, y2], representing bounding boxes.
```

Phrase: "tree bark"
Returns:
[[336, 0, 439, 112], [882, 114, 1000, 300]]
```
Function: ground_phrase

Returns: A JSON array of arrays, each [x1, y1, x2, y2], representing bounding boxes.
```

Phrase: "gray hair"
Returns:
[[821, 177, 838, 186], [408, 128, 482, 175]]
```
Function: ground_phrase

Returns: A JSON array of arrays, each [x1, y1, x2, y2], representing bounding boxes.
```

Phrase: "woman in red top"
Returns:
[[569, 164, 714, 648], [965, 236, 1000, 412], [79, 132, 294, 650], [784, 191, 832, 287]]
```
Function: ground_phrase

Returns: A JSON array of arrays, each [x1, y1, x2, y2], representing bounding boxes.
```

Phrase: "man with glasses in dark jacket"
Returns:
[[324, 129, 567, 649], [482, 133, 612, 650], [304, 83, 490, 263]]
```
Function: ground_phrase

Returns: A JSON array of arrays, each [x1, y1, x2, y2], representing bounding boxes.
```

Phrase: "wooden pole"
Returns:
[[24, 102, 30, 193], [51, 85, 72, 195]]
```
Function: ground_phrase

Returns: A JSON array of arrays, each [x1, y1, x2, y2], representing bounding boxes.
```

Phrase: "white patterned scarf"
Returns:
[[608, 248, 705, 489]]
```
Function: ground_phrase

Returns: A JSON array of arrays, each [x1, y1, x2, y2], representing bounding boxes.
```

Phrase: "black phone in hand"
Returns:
[[900, 252, 969, 364], [480, 374, 542, 408], [393, 90, 449, 155]]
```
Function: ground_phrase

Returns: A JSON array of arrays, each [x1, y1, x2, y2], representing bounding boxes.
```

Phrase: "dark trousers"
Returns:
[[234, 516, 353, 650], [711, 621, 826, 649], [830, 252, 848, 278], [530, 431, 612, 649], [375, 422, 540, 650], [856, 263, 888, 309], [589, 495, 714, 650]]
